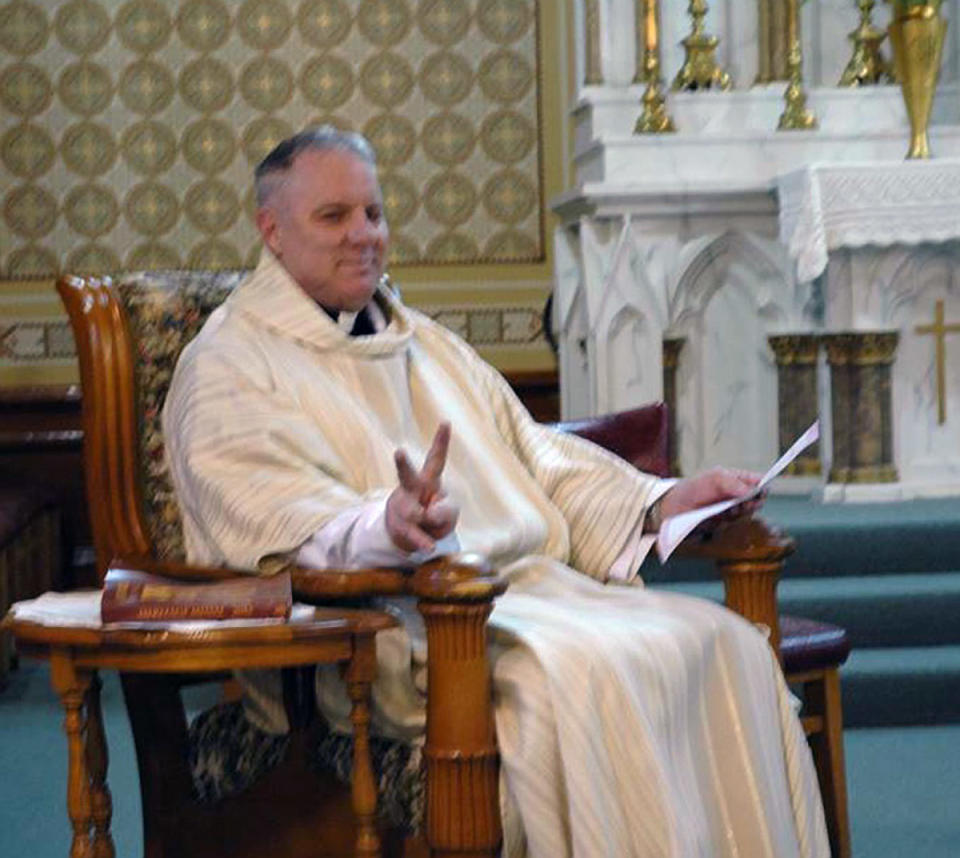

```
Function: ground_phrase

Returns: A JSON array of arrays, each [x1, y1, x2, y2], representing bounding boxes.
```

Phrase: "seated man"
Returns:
[[163, 127, 829, 858]]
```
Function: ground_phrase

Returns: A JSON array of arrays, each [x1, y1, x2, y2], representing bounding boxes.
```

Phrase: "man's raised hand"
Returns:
[[386, 422, 460, 553]]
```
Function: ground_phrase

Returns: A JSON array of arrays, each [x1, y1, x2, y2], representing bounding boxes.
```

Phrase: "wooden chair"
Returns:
[[58, 271, 849, 857]]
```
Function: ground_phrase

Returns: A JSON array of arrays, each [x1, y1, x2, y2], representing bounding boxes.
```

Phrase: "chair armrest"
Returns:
[[677, 516, 794, 655]]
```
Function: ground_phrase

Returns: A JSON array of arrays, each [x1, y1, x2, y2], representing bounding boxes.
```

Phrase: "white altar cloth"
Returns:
[[778, 160, 960, 284]]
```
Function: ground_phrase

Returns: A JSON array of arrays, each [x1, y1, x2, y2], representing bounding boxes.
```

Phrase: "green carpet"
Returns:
[[2, 661, 959, 857]]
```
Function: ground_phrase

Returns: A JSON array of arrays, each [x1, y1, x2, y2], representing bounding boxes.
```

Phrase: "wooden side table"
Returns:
[[4, 607, 396, 858]]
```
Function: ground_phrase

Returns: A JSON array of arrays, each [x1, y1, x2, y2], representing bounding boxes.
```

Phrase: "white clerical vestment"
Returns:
[[163, 251, 829, 858]]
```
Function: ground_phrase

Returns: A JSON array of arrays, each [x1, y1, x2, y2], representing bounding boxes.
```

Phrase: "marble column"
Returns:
[[768, 334, 821, 475], [585, 0, 604, 83], [822, 332, 899, 484], [663, 337, 685, 476]]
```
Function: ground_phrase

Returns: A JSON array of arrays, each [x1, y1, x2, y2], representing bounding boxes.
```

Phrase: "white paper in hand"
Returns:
[[655, 421, 819, 563]]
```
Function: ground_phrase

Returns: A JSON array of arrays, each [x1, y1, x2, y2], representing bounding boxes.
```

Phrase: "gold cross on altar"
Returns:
[[915, 300, 960, 425]]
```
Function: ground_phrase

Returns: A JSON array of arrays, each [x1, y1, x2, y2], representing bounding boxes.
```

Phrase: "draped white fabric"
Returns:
[[164, 251, 829, 857]]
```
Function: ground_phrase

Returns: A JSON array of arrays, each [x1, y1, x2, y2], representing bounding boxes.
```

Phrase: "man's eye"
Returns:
[[318, 211, 343, 222], [367, 207, 382, 222]]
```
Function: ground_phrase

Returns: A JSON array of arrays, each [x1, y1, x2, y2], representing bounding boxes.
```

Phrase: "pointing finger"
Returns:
[[394, 449, 422, 492]]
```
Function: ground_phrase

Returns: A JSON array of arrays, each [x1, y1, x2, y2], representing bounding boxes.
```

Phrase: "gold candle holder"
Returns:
[[778, 0, 818, 130], [839, 0, 895, 85], [634, 0, 676, 133], [672, 0, 732, 91]]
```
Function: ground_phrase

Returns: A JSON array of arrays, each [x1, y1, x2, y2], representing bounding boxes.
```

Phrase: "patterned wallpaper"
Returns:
[[0, 0, 545, 277]]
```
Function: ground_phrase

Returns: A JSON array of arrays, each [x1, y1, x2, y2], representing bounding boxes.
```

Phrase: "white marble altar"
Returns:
[[554, 2, 960, 499], [779, 161, 960, 500]]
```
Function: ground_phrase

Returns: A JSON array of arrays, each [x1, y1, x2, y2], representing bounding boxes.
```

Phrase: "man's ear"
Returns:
[[256, 207, 281, 257]]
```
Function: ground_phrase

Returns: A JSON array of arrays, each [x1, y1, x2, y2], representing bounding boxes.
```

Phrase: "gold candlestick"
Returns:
[[839, 0, 895, 85], [672, 0, 732, 91], [634, 0, 676, 133], [778, 0, 818, 130]]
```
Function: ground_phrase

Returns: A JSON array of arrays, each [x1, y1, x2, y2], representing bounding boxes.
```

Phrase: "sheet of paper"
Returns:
[[656, 420, 819, 563]]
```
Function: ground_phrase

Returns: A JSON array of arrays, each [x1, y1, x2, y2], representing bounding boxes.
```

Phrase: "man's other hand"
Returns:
[[658, 467, 765, 523], [386, 422, 460, 553]]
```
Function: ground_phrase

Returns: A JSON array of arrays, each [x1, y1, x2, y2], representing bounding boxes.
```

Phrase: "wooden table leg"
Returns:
[[50, 649, 94, 858], [85, 674, 115, 858], [344, 635, 381, 858]]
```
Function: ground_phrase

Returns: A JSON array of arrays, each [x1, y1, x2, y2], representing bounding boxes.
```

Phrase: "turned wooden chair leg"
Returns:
[[345, 634, 381, 858], [50, 649, 95, 858], [85, 673, 115, 858], [806, 669, 851, 858]]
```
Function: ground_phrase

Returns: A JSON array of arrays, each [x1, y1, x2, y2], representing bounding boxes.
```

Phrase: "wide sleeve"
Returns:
[[163, 337, 388, 572], [437, 330, 662, 581]]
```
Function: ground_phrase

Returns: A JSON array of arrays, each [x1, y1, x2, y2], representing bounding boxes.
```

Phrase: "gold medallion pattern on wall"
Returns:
[[425, 171, 477, 226], [185, 179, 240, 233], [179, 56, 234, 113], [426, 231, 479, 261], [116, 0, 173, 53], [55, 0, 111, 55], [363, 113, 416, 167], [421, 111, 475, 165], [300, 54, 355, 109], [1, 123, 55, 178], [1, 1, 50, 57], [58, 61, 113, 116], [380, 172, 420, 226], [419, 51, 473, 106], [66, 242, 120, 275], [121, 120, 178, 174], [484, 228, 538, 260], [182, 117, 237, 174], [1, 63, 52, 116], [64, 183, 119, 237], [358, 0, 413, 46], [127, 241, 182, 270], [482, 167, 536, 223], [240, 55, 294, 111], [241, 115, 295, 164], [298, 0, 352, 48], [478, 48, 532, 102], [237, 0, 293, 50], [125, 182, 179, 235], [360, 52, 415, 107], [480, 109, 534, 163], [119, 58, 175, 114], [61, 121, 117, 177], [477, 0, 531, 44], [0, 0, 544, 273], [416, 0, 471, 46], [7, 245, 57, 277], [188, 237, 243, 269], [4, 184, 57, 238], [176, 0, 232, 51]]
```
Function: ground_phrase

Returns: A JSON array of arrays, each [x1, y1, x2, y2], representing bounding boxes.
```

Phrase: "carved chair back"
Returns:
[[58, 272, 246, 579]]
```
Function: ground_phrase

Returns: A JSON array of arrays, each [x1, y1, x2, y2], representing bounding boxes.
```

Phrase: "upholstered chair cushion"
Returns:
[[116, 271, 247, 560]]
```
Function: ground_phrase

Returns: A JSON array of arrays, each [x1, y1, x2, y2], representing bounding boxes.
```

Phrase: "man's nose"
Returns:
[[346, 211, 376, 243]]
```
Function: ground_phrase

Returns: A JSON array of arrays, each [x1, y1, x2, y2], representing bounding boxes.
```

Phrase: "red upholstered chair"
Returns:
[[58, 270, 848, 858], [555, 403, 851, 858]]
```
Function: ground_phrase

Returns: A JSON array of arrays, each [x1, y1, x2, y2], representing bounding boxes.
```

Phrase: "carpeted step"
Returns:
[[840, 645, 960, 727], [763, 496, 960, 579], [653, 572, 960, 648]]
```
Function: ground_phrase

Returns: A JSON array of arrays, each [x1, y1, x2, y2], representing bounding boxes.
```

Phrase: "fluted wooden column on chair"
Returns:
[[414, 556, 507, 858]]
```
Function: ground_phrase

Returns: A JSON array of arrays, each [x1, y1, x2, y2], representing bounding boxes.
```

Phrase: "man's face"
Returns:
[[256, 148, 389, 312]]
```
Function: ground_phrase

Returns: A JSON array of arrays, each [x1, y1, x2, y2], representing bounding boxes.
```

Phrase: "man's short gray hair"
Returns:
[[254, 126, 377, 207]]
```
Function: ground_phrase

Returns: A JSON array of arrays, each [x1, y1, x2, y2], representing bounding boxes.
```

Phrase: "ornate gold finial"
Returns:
[[672, 0, 732, 91], [778, 0, 818, 130], [634, 0, 676, 134], [839, 0, 895, 86]]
